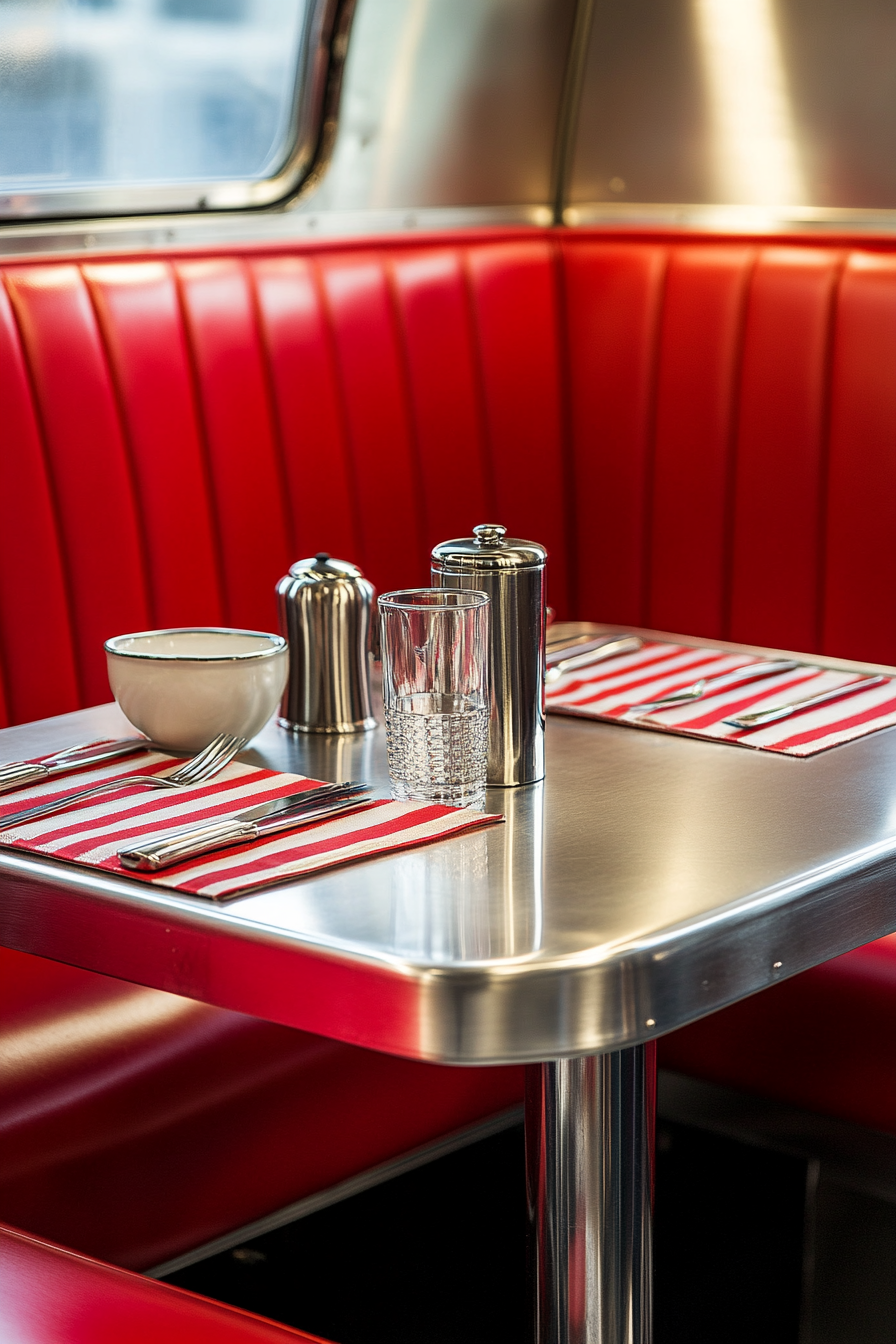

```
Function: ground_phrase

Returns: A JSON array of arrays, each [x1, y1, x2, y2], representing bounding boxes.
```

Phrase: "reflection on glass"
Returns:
[[494, 780, 543, 960], [0, 0, 309, 192], [390, 829, 492, 962], [692, 0, 805, 204], [388, 780, 544, 964], [283, 726, 377, 791]]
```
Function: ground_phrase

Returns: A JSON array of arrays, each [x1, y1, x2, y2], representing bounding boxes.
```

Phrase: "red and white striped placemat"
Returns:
[[0, 751, 502, 899], [546, 641, 896, 756]]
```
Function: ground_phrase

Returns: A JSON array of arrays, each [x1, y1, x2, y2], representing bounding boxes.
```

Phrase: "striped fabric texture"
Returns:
[[0, 754, 501, 900], [546, 642, 896, 756]]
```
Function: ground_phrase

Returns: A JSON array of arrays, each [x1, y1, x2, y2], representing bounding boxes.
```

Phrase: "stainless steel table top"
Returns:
[[1, 637, 895, 1065]]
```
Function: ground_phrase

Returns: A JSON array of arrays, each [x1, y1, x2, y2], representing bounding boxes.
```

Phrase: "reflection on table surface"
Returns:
[[239, 700, 896, 970], [1, 693, 896, 1060]]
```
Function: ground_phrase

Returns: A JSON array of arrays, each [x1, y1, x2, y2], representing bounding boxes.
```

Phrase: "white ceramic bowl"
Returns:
[[105, 628, 289, 753]]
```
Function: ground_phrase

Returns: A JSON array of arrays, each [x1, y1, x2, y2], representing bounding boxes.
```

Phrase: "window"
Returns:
[[0, 0, 332, 217]]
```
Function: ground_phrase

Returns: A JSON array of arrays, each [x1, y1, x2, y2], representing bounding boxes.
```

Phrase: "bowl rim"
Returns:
[[104, 627, 288, 663]]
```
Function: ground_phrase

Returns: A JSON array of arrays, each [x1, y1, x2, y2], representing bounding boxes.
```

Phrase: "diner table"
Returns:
[[2, 626, 896, 1344]]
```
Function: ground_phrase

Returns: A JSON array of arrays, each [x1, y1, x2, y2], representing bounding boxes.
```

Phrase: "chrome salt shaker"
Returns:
[[276, 553, 376, 734], [431, 524, 547, 785]]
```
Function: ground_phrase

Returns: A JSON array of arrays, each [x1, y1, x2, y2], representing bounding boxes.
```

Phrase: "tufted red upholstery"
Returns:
[[1, 226, 895, 1274], [0, 1221, 324, 1342], [0, 239, 576, 721], [563, 238, 896, 658], [8, 231, 896, 720]]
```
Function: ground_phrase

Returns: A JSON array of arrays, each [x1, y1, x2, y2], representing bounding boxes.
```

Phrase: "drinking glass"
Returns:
[[379, 589, 490, 808]]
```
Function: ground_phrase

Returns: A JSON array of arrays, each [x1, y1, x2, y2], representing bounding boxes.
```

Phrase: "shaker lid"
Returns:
[[431, 524, 547, 572], [288, 552, 365, 583]]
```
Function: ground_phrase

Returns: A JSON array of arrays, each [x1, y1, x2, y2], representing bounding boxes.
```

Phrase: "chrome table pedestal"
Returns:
[[527, 1047, 655, 1344]]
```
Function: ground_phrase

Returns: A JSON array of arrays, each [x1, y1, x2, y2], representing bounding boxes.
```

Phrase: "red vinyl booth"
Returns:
[[0, 1221, 326, 1342], [1, 228, 894, 1269]]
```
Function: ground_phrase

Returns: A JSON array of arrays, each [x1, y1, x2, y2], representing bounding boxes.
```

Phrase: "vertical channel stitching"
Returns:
[[1, 270, 84, 708]]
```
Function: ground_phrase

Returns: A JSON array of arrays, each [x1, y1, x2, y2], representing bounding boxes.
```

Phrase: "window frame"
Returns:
[[0, 0, 343, 222]]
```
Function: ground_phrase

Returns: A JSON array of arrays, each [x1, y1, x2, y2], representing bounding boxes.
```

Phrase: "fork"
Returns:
[[623, 660, 802, 718], [0, 733, 246, 830]]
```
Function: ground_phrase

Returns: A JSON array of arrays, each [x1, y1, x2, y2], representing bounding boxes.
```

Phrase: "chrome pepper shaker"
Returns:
[[276, 553, 376, 734], [431, 524, 547, 785]]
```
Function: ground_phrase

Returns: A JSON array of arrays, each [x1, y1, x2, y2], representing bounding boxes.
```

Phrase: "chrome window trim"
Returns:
[[1, 198, 895, 262], [0, 204, 553, 260], [0, 0, 349, 224], [564, 201, 896, 234]]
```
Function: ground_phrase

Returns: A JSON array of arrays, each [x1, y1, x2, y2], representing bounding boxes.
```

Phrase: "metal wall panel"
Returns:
[[304, 0, 576, 212], [569, 0, 896, 217]]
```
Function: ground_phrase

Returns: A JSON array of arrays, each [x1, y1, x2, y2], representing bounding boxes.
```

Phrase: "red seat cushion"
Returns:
[[0, 1221, 323, 1342], [0, 946, 523, 1270]]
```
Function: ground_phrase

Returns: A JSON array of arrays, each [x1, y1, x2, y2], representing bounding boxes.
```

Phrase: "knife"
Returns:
[[723, 674, 890, 730], [0, 737, 151, 795], [118, 781, 374, 872], [545, 636, 643, 683]]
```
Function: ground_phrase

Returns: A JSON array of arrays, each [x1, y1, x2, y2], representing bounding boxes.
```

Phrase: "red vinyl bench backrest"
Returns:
[[1, 229, 893, 728]]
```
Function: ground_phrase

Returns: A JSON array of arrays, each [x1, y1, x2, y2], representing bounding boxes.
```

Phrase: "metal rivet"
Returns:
[[645, 1018, 656, 1028]]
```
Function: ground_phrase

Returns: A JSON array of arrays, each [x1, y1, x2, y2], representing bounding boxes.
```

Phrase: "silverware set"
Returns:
[[0, 733, 248, 829], [119, 781, 373, 871], [0, 732, 375, 870], [545, 630, 891, 732], [625, 660, 801, 719]]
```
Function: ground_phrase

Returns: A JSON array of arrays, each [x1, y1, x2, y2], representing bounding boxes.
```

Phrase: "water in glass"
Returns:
[[386, 691, 488, 809]]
